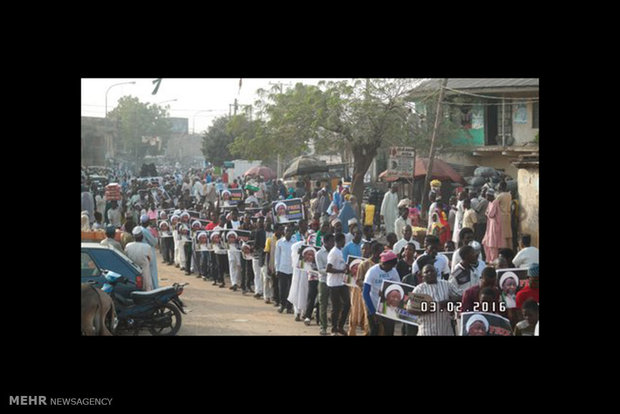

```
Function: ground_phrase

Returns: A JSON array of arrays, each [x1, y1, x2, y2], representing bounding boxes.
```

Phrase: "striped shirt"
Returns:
[[412, 280, 460, 336]]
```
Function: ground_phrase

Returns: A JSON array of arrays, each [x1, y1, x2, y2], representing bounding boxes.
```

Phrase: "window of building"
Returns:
[[532, 102, 539, 128]]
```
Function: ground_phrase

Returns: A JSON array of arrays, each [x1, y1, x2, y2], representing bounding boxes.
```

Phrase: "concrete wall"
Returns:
[[165, 134, 203, 160], [512, 101, 539, 145], [516, 166, 539, 248]]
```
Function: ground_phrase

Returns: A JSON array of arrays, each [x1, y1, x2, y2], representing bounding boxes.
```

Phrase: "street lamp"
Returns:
[[105, 81, 136, 117]]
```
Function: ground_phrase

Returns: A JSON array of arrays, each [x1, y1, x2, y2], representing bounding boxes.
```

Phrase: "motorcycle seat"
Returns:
[[130, 286, 176, 301]]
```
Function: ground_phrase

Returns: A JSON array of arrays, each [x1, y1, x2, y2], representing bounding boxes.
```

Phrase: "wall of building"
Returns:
[[165, 134, 203, 161], [516, 166, 539, 248], [512, 101, 539, 145]]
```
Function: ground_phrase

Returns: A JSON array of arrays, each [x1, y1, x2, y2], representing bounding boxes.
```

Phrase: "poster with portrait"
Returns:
[[194, 231, 211, 252], [344, 255, 365, 287], [496, 268, 529, 289], [272, 198, 305, 224], [209, 230, 227, 253], [297, 245, 320, 281], [514, 104, 528, 124], [460, 312, 513, 336], [376, 280, 420, 326], [221, 229, 253, 250], [219, 188, 245, 207]]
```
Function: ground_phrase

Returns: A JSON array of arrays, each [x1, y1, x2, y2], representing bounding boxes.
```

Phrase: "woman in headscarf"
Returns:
[[482, 189, 503, 263], [337, 200, 357, 234]]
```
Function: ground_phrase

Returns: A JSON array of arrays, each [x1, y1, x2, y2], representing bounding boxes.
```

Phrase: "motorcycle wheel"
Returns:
[[148, 302, 182, 336]]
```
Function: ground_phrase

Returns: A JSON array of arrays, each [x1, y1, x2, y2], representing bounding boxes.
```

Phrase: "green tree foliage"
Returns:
[[107, 96, 172, 160], [227, 79, 463, 203], [201, 116, 235, 167]]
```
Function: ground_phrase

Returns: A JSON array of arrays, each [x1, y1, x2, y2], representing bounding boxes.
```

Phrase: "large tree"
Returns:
[[201, 115, 235, 166], [106, 96, 172, 163], [226, 79, 465, 205]]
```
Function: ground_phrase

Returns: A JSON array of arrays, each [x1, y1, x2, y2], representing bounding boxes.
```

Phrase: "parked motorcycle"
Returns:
[[101, 270, 188, 336]]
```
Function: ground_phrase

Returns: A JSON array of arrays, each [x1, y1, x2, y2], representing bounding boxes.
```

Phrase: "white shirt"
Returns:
[[450, 251, 485, 274], [448, 262, 481, 298], [275, 237, 294, 274], [412, 253, 451, 279], [315, 246, 329, 284], [512, 246, 539, 269], [363, 263, 401, 312], [326, 246, 346, 287], [393, 238, 421, 257], [394, 216, 412, 239]]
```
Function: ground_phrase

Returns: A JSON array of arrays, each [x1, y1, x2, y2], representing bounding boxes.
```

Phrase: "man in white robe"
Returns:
[[140, 214, 159, 290], [287, 240, 307, 321], [380, 184, 400, 235], [125, 227, 153, 291]]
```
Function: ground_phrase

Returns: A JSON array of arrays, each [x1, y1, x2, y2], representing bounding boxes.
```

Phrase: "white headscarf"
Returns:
[[499, 272, 519, 291], [465, 314, 490, 333], [384, 283, 404, 300]]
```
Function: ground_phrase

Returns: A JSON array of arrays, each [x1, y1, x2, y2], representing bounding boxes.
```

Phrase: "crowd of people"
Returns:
[[81, 163, 539, 336]]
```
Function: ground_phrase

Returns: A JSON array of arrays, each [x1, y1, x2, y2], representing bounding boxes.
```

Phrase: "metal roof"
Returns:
[[413, 78, 539, 93]]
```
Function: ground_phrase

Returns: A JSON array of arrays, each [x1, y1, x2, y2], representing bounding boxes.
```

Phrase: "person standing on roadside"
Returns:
[[125, 227, 153, 291], [380, 184, 399, 235], [275, 225, 295, 314], [362, 250, 401, 336], [140, 214, 159, 289], [315, 232, 334, 336], [326, 233, 350, 336], [482, 189, 503, 263], [100, 225, 122, 253], [496, 181, 513, 252], [410, 264, 461, 336], [349, 241, 382, 336]]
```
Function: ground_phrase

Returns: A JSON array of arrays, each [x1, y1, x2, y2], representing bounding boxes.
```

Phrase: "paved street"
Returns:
[[156, 250, 325, 335]]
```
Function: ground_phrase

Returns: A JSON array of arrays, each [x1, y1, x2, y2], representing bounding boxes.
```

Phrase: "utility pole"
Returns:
[[421, 78, 448, 223]]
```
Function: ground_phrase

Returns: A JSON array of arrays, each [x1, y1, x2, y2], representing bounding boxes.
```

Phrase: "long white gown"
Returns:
[[125, 241, 153, 291], [287, 241, 307, 316], [380, 191, 399, 235]]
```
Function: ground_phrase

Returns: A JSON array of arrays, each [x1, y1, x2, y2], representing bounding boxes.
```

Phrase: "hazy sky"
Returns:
[[81, 78, 349, 134]]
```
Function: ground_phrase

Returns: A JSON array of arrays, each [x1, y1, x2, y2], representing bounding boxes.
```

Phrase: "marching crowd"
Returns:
[[81, 164, 539, 336]]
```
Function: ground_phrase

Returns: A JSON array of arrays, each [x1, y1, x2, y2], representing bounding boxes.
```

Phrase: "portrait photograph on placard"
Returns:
[[220, 188, 244, 207], [460, 312, 513, 336], [272, 198, 305, 224], [194, 231, 211, 252], [344, 255, 365, 287], [376, 280, 420, 326], [298, 245, 320, 281], [496, 267, 529, 289]]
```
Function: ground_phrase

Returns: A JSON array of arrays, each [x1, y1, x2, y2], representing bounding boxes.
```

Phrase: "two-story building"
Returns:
[[409, 78, 540, 247]]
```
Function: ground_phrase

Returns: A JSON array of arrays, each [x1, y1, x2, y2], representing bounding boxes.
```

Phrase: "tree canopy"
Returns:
[[201, 115, 235, 167], [106, 96, 172, 162], [224, 79, 466, 202]]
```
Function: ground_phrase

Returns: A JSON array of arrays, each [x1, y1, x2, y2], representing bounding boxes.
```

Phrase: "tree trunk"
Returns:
[[350, 144, 378, 216]]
